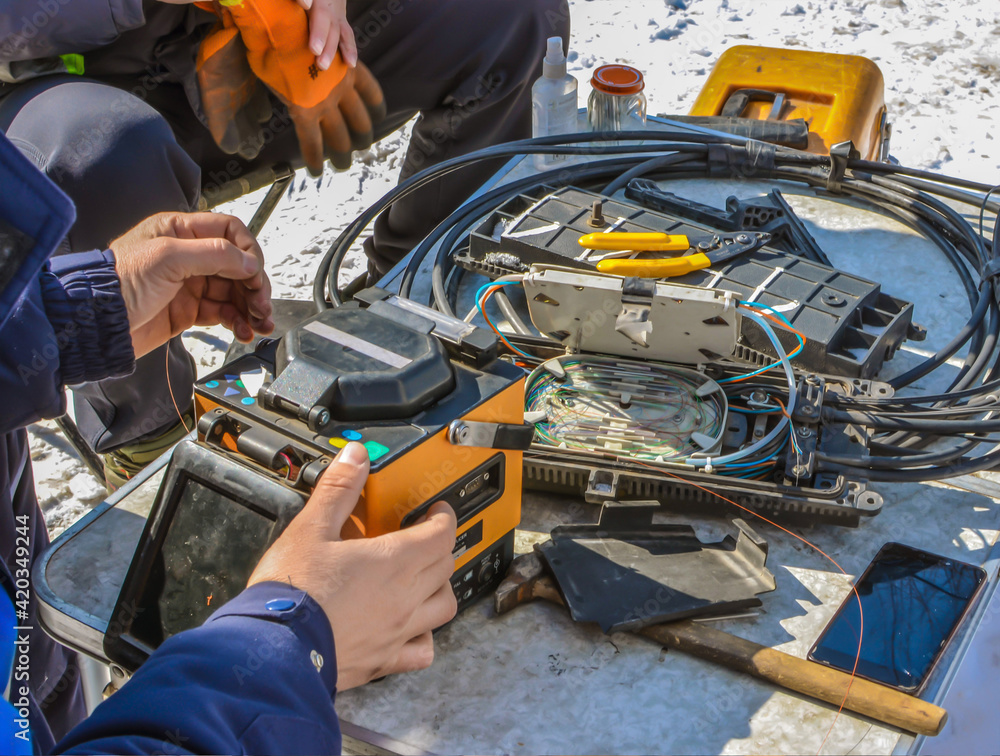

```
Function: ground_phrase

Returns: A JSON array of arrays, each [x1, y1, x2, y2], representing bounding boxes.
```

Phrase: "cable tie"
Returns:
[[707, 142, 776, 178], [825, 141, 860, 193], [979, 258, 1000, 291]]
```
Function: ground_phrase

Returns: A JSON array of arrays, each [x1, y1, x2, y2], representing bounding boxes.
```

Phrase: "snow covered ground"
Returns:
[[31, 0, 1000, 537]]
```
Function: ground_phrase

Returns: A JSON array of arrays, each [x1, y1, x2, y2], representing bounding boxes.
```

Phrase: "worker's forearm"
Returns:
[[55, 583, 341, 755], [0, 250, 135, 435]]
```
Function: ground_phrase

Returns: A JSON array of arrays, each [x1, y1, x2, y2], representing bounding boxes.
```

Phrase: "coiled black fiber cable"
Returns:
[[312, 129, 1000, 482]]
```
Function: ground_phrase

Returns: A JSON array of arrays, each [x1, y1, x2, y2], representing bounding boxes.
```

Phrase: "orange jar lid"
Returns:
[[591, 65, 645, 95]]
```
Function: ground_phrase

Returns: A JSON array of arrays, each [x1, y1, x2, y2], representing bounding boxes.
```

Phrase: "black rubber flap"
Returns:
[[271, 306, 455, 421], [537, 501, 776, 633]]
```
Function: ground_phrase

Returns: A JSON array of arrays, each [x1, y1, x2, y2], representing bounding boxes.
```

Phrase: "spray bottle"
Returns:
[[531, 37, 578, 169]]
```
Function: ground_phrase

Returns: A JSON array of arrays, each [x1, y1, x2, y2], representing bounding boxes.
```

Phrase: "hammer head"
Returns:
[[493, 551, 546, 615]]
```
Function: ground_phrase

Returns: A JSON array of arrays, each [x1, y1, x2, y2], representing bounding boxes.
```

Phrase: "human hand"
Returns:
[[295, 0, 357, 70], [286, 60, 386, 174], [110, 212, 274, 358], [248, 442, 459, 690]]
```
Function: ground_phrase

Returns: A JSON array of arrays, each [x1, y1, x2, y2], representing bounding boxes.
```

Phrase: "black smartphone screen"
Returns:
[[808, 543, 986, 692]]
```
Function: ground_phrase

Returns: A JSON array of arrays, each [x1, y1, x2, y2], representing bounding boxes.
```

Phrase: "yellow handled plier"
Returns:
[[578, 231, 771, 278]]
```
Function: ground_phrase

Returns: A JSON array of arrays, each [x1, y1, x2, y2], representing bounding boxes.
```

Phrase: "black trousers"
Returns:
[[0, 0, 570, 451]]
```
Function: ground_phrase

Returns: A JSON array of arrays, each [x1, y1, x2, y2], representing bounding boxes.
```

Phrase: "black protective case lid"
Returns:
[[266, 307, 455, 421]]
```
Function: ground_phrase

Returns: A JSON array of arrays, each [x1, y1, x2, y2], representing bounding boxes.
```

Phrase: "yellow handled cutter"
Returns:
[[579, 231, 771, 278], [576, 232, 691, 253]]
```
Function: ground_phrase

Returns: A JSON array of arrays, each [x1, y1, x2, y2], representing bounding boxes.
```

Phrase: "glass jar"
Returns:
[[587, 64, 647, 134]]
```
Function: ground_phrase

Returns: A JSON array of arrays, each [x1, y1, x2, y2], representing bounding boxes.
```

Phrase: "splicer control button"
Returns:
[[363, 441, 390, 461]]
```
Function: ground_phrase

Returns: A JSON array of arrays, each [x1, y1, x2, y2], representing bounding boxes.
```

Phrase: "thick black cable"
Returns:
[[314, 131, 743, 308], [817, 444, 1000, 482], [599, 152, 706, 195], [312, 129, 1000, 481], [816, 440, 978, 469], [825, 408, 1000, 433]]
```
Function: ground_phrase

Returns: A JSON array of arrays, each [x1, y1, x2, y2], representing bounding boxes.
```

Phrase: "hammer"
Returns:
[[495, 552, 947, 737]]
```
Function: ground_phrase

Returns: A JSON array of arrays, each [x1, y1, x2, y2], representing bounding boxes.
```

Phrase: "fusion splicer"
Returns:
[[105, 290, 530, 672]]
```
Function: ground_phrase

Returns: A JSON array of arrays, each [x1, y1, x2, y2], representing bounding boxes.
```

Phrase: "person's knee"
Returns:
[[465, 0, 571, 89], [7, 82, 202, 249], [477, 0, 570, 46], [48, 90, 199, 214]]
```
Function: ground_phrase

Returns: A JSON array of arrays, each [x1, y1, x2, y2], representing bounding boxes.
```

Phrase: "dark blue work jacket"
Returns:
[[0, 132, 342, 754]]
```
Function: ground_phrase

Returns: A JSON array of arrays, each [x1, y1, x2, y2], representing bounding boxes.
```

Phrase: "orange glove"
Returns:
[[214, 0, 387, 174], [196, 14, 273, 159], [284, 61, 386, 173]]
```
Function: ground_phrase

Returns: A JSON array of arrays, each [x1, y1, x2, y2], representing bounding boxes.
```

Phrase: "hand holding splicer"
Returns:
[[578, 230, 771, 278]]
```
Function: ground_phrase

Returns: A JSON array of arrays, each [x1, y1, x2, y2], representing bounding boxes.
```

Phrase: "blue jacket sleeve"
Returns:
[[0, 249, 135, 435], [54, 582, 342, 755], [0, 0, 145, 63]]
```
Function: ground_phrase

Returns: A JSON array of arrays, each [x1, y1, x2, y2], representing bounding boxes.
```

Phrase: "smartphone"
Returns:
[[807, 542, 987, 693]]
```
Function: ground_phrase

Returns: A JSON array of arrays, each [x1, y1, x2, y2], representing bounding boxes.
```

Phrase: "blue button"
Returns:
[[265, 599, 296, 612], [342, 429, 362, 441], [241, 397, 256, 405], [205, 380, 219, 388]]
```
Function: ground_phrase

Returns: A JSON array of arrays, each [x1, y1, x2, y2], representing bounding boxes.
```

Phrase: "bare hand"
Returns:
[[110, 212, 274, 358], [249, 442, 459, 690], [296, 0, 357, 70]]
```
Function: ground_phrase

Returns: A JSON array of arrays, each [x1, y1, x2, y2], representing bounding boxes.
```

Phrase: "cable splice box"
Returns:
[[460, 184, 924, 379], [521, 356, 887, 527]]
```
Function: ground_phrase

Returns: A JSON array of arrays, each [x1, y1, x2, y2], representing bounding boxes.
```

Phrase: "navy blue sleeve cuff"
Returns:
[[42, 249, 135, 386], [207, 581, 338, 697]]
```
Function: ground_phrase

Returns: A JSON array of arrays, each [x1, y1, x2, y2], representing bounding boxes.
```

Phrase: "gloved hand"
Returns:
[[284, 60, 386, 173], [196, 13, 273, 160], [211, 0, 387, 175]]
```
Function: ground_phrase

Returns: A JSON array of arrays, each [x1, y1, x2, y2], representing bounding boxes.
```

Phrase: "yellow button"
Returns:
[[328, 438, 347, 448]]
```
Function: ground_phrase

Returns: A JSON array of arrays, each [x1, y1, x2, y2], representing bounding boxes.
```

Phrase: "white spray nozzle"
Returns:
[[542, 36, 567, 78], [545, 37, 565, 65]]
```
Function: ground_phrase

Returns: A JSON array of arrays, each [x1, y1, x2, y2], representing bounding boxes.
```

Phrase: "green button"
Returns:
[[363, 441, 390, 461]]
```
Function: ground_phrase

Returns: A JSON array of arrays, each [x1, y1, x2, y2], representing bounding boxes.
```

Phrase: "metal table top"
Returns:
[[33, 455, 1000, 755]]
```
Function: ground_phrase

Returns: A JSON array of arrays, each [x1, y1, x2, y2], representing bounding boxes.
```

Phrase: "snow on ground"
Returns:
[[31, 0, 1000, 537]]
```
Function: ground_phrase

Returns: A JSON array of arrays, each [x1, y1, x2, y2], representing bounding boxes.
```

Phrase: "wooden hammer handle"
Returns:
[[532, 577, 947, 736], [640, 621, 946, 737]]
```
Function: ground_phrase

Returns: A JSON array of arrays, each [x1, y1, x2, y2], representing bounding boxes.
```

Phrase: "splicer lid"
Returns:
[[266, 307, 455, 423]]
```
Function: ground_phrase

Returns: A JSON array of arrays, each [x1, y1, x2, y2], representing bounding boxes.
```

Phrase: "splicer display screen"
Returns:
[[130, 479, 276, 647]]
